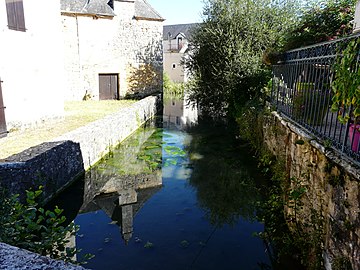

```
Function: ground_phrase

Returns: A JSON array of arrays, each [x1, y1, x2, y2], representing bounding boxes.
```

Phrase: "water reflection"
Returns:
[[78, 121, 163, 244], [185, 121, 261, 226], [52, 95, 275, 269], [163, 94, 198, 130]]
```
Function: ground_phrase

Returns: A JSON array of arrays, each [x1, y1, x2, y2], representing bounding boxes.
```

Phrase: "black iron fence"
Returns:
[[271, 33, 360, 164]]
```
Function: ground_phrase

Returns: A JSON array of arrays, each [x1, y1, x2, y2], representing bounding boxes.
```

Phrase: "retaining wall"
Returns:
[[264, 111, 360, 270], [0, 243, 86, 270], [0, 95, 160, 202]]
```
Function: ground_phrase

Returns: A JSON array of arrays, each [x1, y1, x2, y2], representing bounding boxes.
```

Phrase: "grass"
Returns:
[[0, 100, 136, 160]]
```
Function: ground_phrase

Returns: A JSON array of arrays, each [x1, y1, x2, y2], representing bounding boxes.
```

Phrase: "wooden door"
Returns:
[[99, 74, 119, 100], [0, 79, 7, 138]]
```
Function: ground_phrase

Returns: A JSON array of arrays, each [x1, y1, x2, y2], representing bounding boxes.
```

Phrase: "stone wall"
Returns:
[[62, 1, 163, 100], [0, 141, 84, 202], [0, 95, 160, 202], [55, 95, 159, 170], [0, 243, 86, 270], [263, 111, 360, 270]]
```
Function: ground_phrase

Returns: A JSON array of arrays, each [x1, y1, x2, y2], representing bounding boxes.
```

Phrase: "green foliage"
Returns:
[[236, 101, 266, 153], [137, 131, 163, 172], [237, 108, 326, 269], [186, 120, 261, 226], [163, 72, 185, 97], [0, 187, 87, 264], [331, 38, 360, 124], [293, 88, 330, 125], [284, 0, 356, 50], [332, 256, 353, 270], [144, 241, 154, 249], [186, 0, 299, 117], [127, 64, 162, 98], [125, 40, 163, 99]]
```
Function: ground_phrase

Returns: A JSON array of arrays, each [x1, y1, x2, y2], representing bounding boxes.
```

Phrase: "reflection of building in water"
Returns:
[[79, 123, 163, 244], [81, 183, 161, 244], [163, 95, 198, 129]]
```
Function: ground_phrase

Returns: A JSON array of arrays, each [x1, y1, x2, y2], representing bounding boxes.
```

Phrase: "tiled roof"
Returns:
[[61, 0, 116, 16], [163, 23, 199, 40], [134, 0, 164, 21]]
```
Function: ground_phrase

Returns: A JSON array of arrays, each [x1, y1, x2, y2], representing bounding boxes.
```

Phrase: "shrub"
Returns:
[[0, 187, 86, 264]]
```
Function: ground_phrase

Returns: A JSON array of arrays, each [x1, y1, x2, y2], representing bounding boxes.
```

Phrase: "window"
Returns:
[[172, 63, 177, 69], [178, 37, 183, 50], [5, 0, 26, 31]]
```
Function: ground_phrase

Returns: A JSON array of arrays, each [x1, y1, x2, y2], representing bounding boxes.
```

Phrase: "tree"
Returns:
[[186, 0, 299, 117], [284, 0, 356, 50]]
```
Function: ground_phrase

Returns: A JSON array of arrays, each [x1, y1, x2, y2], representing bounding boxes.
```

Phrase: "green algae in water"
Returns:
[[144, 241, 154, 249]]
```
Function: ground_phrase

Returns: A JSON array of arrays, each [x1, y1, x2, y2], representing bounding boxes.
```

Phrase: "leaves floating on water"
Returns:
[[144, 241, 154, 249], [164, 146, 186, 157], [104, 238, 111, 243], [180, 240, 189, 248], [164, 158, 178, 166]]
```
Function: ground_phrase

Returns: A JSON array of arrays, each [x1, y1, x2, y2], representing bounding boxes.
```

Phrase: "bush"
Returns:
[[284, 0, 356, 50], [186, 0, 299, 118], [293, 87, 331, 125], [0, 187, 86, 264]]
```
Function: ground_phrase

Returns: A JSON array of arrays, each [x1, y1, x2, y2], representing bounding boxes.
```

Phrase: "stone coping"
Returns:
[[0, 243, 87, 270]]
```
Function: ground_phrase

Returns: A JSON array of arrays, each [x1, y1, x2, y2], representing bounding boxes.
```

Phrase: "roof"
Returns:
[[134, 0, 164, 21], [61, 0, 116, 17], [163, 23, 199, 40]]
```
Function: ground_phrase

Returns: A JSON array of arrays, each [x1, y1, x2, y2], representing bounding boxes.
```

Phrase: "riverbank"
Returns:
[[0, 100, 136, 160], [0, 95, 161, 202], [0, 95, 160, 270]]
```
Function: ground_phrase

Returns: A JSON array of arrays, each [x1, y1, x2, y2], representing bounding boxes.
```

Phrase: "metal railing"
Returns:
[[271, 33, 360, 164]]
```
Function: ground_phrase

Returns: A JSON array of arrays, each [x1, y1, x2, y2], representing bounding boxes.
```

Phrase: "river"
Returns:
[[49, 96, 301, 269]]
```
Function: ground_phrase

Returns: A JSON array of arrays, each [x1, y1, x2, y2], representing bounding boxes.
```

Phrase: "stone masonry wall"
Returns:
[[0, 243, 86, 270], [263, 111, 360, 270], [0, 141, 84, 202], [55, 95, 159, 170], [62, 1, 163, 100], [0, 95, 160, 203]]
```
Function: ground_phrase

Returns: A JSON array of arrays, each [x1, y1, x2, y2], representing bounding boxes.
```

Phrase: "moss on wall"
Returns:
[[263, 112, 360, 270]]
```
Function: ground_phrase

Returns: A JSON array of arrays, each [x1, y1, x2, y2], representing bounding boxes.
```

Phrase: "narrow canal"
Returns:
[[51, 97, 300, 269]]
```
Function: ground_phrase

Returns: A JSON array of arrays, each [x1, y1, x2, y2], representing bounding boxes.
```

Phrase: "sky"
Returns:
[[147, 0, 205, 25]]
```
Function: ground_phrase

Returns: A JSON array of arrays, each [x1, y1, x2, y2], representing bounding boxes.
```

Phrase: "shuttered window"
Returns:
[[5, 0, 26, 31]]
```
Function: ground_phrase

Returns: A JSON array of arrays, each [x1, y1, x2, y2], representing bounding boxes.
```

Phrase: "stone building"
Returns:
[[0, 0, 65, 134], [0, 0, 164, 134], [163, 23, 198, 83], [61, 0, 164, 100]]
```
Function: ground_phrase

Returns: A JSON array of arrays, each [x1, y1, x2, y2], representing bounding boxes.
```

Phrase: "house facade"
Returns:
[[61, 0, 164, 100], [0, 0, 65, 134], [0, 0, 164, 134], [163, 23, 197, 83]]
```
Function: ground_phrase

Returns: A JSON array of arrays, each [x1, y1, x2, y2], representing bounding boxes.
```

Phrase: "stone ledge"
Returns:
[[0, 95, 160, 269], [0, 95, 160, 202], [272, 111, 360, 180], [0, 243, 86, 270]]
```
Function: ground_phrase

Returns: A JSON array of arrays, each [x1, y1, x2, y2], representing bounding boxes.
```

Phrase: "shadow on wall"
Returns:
[[0, 141, 84, 203], [126, 39, 163, 99]]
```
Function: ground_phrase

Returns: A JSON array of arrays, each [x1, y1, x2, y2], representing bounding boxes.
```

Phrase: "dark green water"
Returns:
[[52, 98, 298, 269]]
